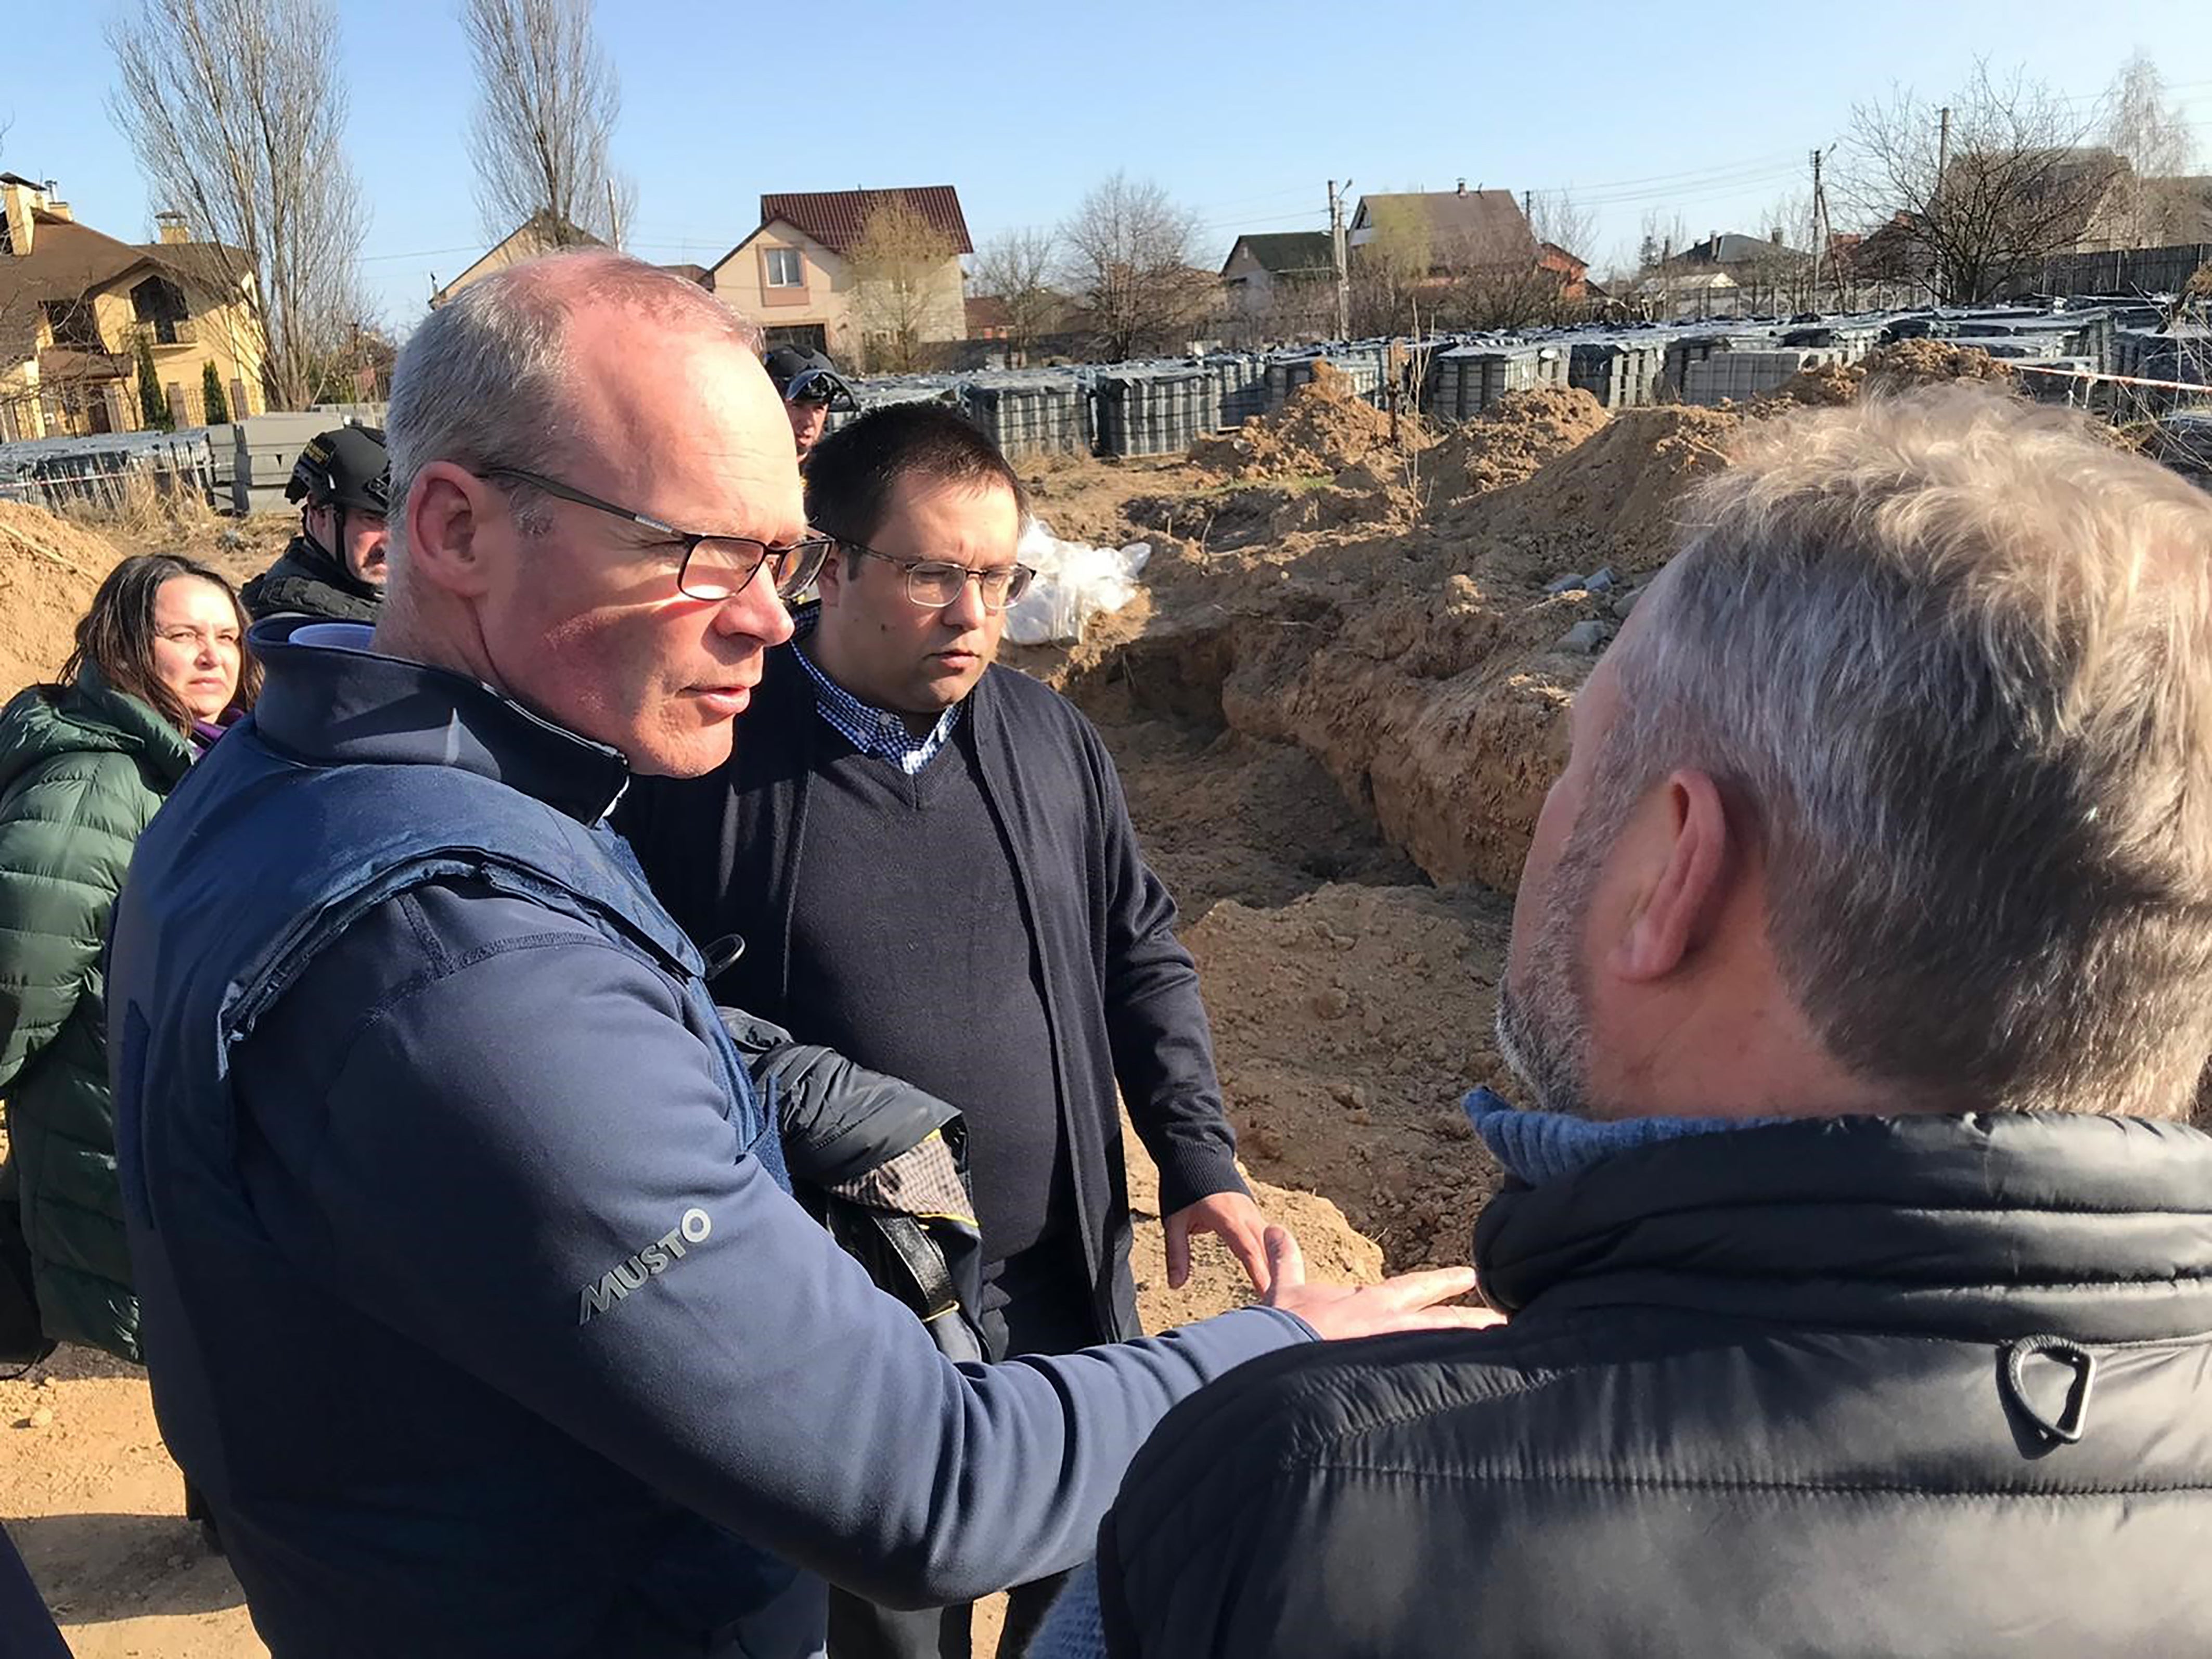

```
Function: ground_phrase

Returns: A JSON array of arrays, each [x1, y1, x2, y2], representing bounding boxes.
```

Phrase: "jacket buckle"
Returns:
[[1998, 1334, 2098, 1447]]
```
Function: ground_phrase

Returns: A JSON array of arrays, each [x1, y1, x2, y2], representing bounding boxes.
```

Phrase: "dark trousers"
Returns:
[[828, 1243, 1100, 1659]]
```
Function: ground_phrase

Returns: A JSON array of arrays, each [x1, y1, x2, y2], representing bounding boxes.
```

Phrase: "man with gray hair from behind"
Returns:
[[1040, 383, 2212, 1659], [101, 248, 1486, 1659]]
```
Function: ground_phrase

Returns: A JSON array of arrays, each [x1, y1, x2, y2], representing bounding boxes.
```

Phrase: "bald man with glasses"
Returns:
[[619, 402, 1269, 1659], [109, 256, 1482, 1659]]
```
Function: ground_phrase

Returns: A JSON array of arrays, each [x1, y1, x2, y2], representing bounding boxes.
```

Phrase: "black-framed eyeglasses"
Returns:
[[830, 536, 1037, 613], [481, 465, 832, 602]]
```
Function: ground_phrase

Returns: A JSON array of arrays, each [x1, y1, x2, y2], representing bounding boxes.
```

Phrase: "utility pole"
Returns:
[[1329, 178, 1352, 341], [1932, 105, 1952, 304], [607, 178, 624, 252], [1809, 146, 1830, 306]]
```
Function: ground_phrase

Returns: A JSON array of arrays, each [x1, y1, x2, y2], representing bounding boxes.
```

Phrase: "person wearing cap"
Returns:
[[764, 346, 858, 465], [240, 425, 392, 624]]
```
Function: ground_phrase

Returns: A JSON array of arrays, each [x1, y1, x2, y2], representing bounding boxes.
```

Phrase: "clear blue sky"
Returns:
[[10, 0, 2210, 328]]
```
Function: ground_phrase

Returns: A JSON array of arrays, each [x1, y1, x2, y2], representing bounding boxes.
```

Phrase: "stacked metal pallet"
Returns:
[[1680, 348, 1843, 406], [1263, 351, 1383, 413], [960, 372, 1089, 458], [1207, 353, 1269, 428], [229, 413, 349, 514], [1779, 323, 1882, 364], [1661, 328, 1779, 401], [1091, 365, 1219, 458], [822, 375, 960, 437], [1568, 338, 1670, 408], [1423, 343, 1569, 420]]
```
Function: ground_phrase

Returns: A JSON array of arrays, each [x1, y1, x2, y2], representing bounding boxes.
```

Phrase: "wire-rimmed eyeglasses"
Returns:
[[830, 537, 1037, 613], [482, 466, 832, 601]]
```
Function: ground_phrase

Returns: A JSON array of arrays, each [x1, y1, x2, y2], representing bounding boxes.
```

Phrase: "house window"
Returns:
[[43, 298, 104, 351], [130, 274, 192, 346], [764, 324, 828, 353], [764, 248, 804, 288]]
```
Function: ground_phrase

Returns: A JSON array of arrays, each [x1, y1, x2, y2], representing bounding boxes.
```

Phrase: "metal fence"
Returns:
[[2021, 243, 2212, 299], [0, 429, 217, 515]]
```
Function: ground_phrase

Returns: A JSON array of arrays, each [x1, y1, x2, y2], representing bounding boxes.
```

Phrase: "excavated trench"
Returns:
[[1024, 569, 1517, 1271]]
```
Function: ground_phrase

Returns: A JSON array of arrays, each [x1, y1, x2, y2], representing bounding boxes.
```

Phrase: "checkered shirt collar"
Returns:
[[789, 609, 963, 776]]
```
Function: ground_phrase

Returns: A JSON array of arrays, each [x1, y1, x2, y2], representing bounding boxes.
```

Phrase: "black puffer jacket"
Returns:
[[240, 534, 381, 624], [1089, 1113, 2212, 1657]]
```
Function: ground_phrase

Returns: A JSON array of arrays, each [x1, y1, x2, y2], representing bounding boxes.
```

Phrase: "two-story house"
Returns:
[[710, 186, 972, 367], [0, 173, 268, 441], [428, 211, 716, 308]]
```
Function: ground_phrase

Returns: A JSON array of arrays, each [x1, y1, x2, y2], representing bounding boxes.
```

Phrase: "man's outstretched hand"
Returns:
[[1164, 1192, 1271, 1293], [1260, 1225, 1501, 1342]]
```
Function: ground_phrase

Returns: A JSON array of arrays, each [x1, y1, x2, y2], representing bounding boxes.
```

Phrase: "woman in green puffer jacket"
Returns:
[[0, 552, 259, 1361]]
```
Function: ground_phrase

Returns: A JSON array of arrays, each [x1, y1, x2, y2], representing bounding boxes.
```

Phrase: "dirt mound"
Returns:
[[1770, 340, 2015, 409], [1863, 338, 2014, 390], [1127, 1111, 1384, 1326], [0, 503, 131, 699], [1429, 386, 1612, 499], [1095, 401, 1733, 894], [1190, 361, 1422, 482], [1476, 404, 1740, 572], [1077, 672, 1422, 914], [1770, 358, 1861, 406]]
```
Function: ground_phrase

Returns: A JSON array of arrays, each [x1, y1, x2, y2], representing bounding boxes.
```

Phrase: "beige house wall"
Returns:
[[872, 262, 969, 348], [713, 224, 859, 357], [432, 222, 601, 307], [6, 285, 266, 439], [85, 277, 267, 428], [15, 275, 267, 439], [713, 220, 968, 363]]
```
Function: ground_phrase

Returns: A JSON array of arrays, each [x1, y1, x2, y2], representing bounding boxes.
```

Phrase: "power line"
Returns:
[[1188, 183, 1321, 216], [1518, 150, 1808, 194], [1197, 207, 1324, 234], [1567, 164, 1809, 208], [359, 242, 488, 264]]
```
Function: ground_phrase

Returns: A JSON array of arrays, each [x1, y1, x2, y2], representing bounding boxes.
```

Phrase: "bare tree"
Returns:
[[1347, 195, 1433, 337], [463, 0, 633, 247], [1636, 208, 1691, 273], [846, 199, 958, 374], [107, 0, 367, 409], [1842, 62, 2121, 304], [1439, 262, 1571, 331], [1059, 173, 1215, 361], [971, 227, 1063, 363], [2103, 53, 2201, 247], [1526, 190, 1595, 267]]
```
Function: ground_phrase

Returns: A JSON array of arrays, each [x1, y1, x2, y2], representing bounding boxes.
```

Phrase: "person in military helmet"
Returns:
[[240, 425, 392, 624], [763, 345, 858, 465]]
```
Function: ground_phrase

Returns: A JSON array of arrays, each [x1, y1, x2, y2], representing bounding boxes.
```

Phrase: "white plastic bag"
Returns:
[[1003, 517, 1152, 646]]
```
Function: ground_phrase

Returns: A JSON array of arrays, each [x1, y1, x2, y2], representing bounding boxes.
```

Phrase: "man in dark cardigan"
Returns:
[[618, 404, 1266, 1659]]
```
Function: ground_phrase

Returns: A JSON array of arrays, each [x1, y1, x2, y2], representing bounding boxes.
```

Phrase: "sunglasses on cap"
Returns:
[[781, 366, 857, 411]]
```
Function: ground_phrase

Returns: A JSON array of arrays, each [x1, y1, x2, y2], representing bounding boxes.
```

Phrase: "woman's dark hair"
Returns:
[[59, 554, 262, 734]]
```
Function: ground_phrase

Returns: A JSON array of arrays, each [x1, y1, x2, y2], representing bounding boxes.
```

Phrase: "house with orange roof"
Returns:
[[710, 186, 972, 368]]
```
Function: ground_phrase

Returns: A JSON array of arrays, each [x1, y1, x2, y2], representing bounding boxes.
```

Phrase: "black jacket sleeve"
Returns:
[[720, 1005, 961, 1187], [1083, 715, 1247, 1216]]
